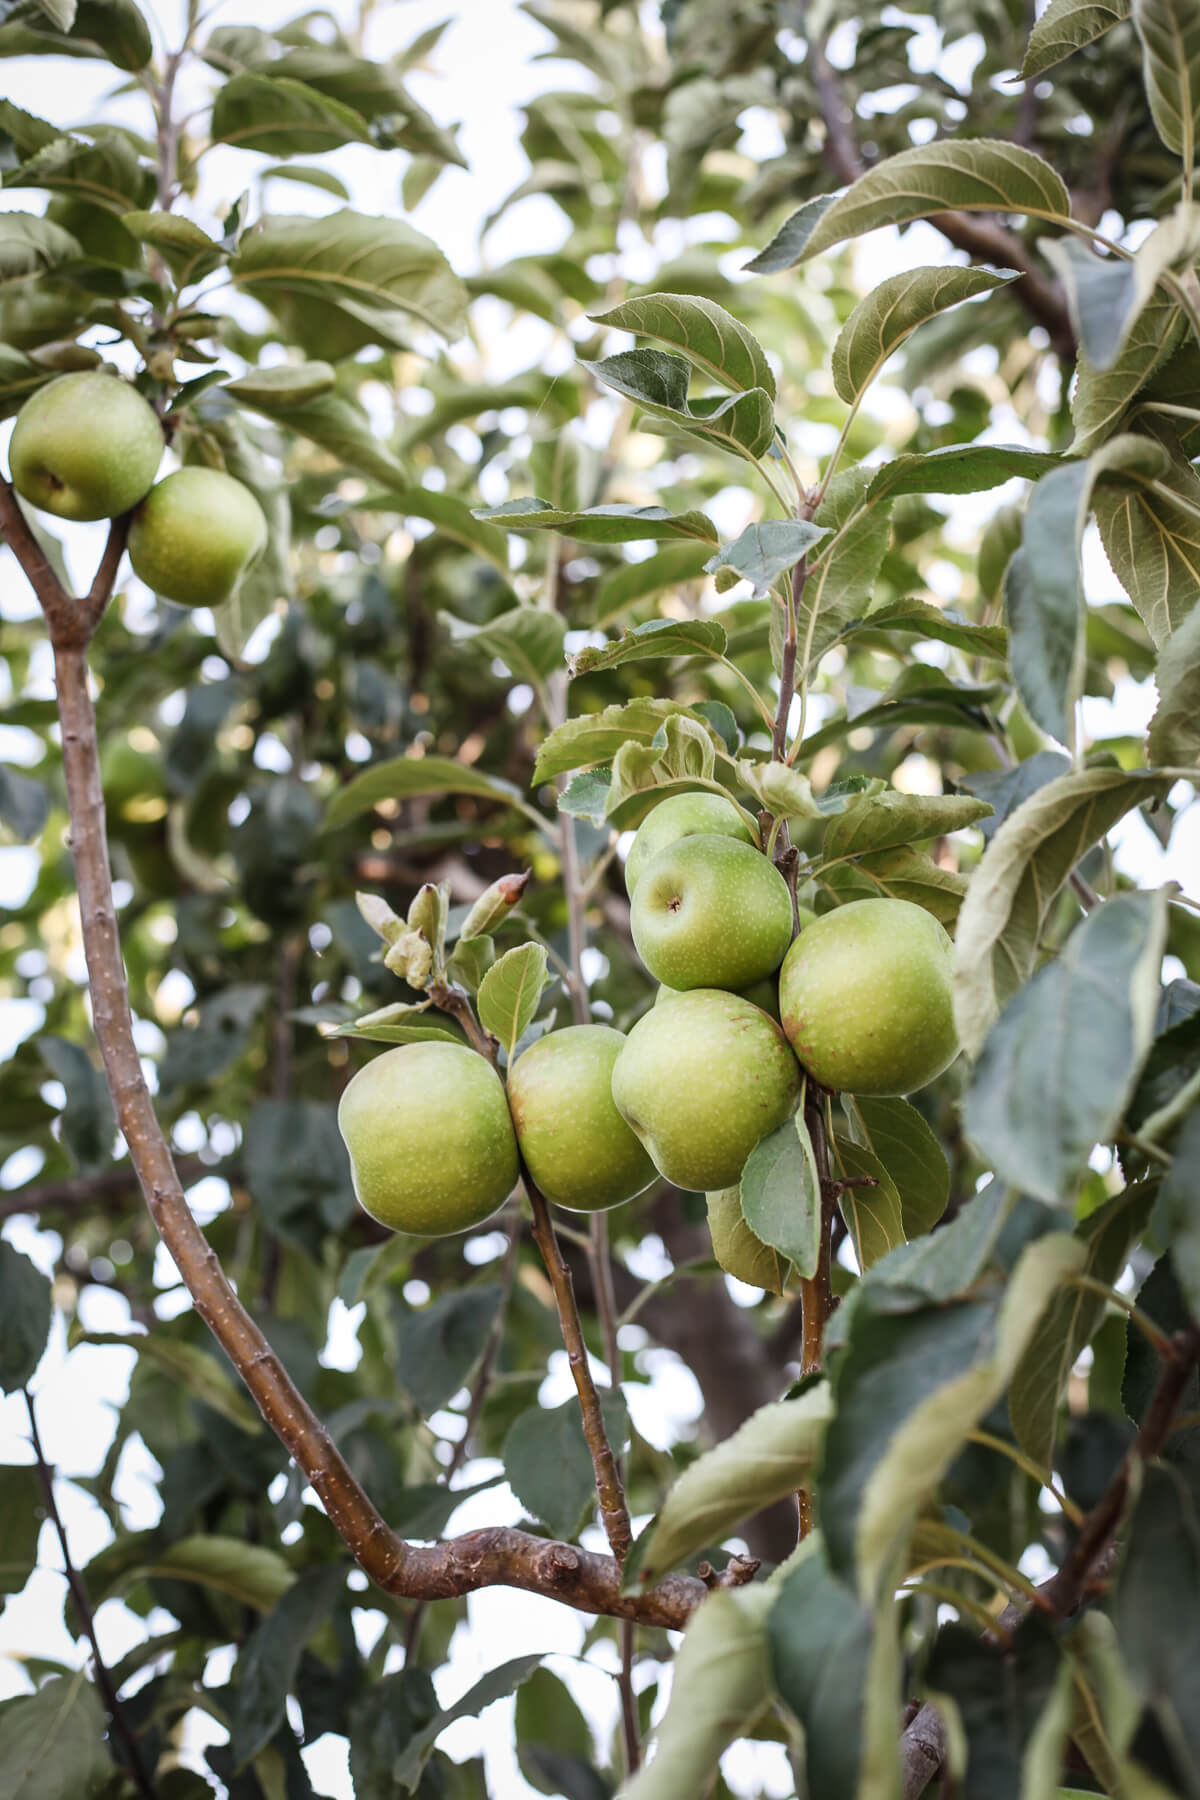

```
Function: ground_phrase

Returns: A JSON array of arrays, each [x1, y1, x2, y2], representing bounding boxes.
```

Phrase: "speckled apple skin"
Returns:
[[508, 1024, 657, 1211], [9, 371, 163, 521], [779, 898, 957, 1096], [624, 791, 757, 896], [611, 989, 801, 1191], [129, 468, 267, 607], [338, 1042, 518, 1235], [631, 834, 794, 992]]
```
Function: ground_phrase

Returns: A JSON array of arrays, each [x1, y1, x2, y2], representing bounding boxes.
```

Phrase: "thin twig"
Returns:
[[25, 1392, 158, 1800]]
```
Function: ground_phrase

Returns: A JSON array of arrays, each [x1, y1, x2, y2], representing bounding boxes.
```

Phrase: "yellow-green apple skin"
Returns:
[[129, 468, 267, 608], [779, 897, 958, 1096], [9, 371, 163, 521], [631, 833, 793, 992], [611, 988, 801, 1191], [337, 1042, 518, 1235], [508, 1024, 658, 1211], [624, 791, 756, 896], [655, 976, 780, 1020]]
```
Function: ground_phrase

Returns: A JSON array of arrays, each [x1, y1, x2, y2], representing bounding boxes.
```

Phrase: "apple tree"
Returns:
[[1, 1, 1199, 1796]]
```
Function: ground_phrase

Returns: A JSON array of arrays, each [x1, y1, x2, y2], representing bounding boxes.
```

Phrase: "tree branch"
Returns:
[[899, 1325, 1200, 1798], [0, 482, 76, 640], [25, 1390, 158, 1799]]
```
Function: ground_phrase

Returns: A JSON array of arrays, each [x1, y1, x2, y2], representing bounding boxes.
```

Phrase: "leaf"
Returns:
[[866, 443, 1060, 501], [83, 1533, 295, 1613], [0, 1237, 52, 1399], [823, 791, 991, 862], [848, 598, 1008, 660], [734, 759, 822, 822], [479, 500, 720, 553], [228, 1565, 346, 1768], [1093, 445, 1200, 646], [269, 44, 466, 165], [953, 766, 1173, 1057], [740, 1113, 821, 1279], [323, 753, 528, 831], [0, 764, 49, 841], [1113, 1462, 1200, 1778], [582, 349, 776, 461], [568, 617, 726, 678], [0, 1464, 41, 1605], [703, 518, 828, 598], [516, 1669, 610, 1800], [449, 608, 565, 685], [751, 141, 1071, 272], [1160, 1107, 1200, 1322], [833, 266, 1015, 408], [118, 207, 224, 284], [233, 210, 466, 351], [0, 1672, 112, 1799], [0, 0, 151, 69], [227, 384, 410, 488], [393, 1656, 545, 1791], [959, 751, 1072, 841], [532, 698, 708, 783], [6, 130, 152, 215], [79, 1332, 263, 1435], [358, 486, 509, 568], [1134, 0, 1200, 160], [1040, 236, 1136, 373], [1072, 291, 1186, 455], [37, 1036, 112, 1171], [843, 1097, 949, 1240], [858, 1178, 1016, 1307], [819, 1232, 1085, 1596], [259, 160, 350, 199], [504, 1392, 628, 1540], [1149, 604, 1200, 765], [0, 209, 80, 288], [923, 1619, 1071, 1800], [211, 71, 372, 156], [224, 360, 336, 407], [706, 1186, 784, 1294], [820, 847, 969, 927], [1010, 1183, 1155, 1469], [620, 1585, 776, 1800], [834, 1138, 906, 1271], [797, 465, 893, 674], [592, 292, 775, 397], [1022, 0, 1131, 75], [964, 890, 1169, 1205], [477, 944, 551, 1063], [593, 543, 712, 627], [392, 1285, 502, 1417]]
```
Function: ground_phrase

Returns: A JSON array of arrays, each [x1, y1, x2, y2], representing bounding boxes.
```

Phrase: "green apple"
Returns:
[[508, 1024, 657, 1211], [631, 833, 793, 992], [128, 468, 267, 608], [611, 988, 801, 1191], [655, 975, 780, 1020], [8, 370, 163, 521], [337, 1041, 518, 1235], [624, 791, 757, 897], [779, 897, 957, 1096]]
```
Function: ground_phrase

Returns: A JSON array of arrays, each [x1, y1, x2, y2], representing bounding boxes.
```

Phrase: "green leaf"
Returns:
[[734, 759, 822, 822], [211, 70, 372, 156], [1072, 291, 1186, 455], [269, 44, 466, 165], [823, 791, 991, 862], [866, 442, 1060, 501], [1134, 0, 1200, 160], [1022, 0, 1131, 76], [229, 385, 410, 488], [532, 698, 709, 783], [843, 1097, 949, 1239], [1041, 235, 1137, 371], [582, 349, 776, 461], [0, 1464, 42, 1603], [393, 1656, 545, 1791], [0, 1672, 112, 1799], [634, 1386, 832, 1588], [356, 486, 509, 568], [0, 209, 80, 288], [1148, 603, 1200, 765], [620, 1585, 776, 1800], [448, 608, 565, 684], [475, 498, 718, 546], [82, 1532, 295, 1613], [959, 751, 1072, 840], [922, 1619, 1071, 1800], [392, 1285, 503, 1417], [739, 1113, 821, 1279], [228, 1565, 346, 1769], [706, 1186, 784, 1294], [1010, 1183, 1155, 1468], [833, 267, 1015, 408], [259, 160, 350, 199], [568, 617, 726, 678], [78, 1332, 262, 1435], [703, 519, 827, 598], [477, 943, 551, 1062], [820, 846, 969, 927], [1093, 443, 1200, 646], [323, 754, 528, 832], [964, 891, 1169, 1206], [0, 764, 49, 841], [848, 599, 1005, 663], [752, 141, 1071, 272], [593, 543, 712, 628], [224, 361, 336, 406], [1160, 1107, 1200, 1321], [1005, 458, 1100, 748], [35, 0, 77, 27], [833, 1138, 906, 1271], [953, 767, 1173, 1057], [556, 769, 612, 826], [0, 0, 151, 69], [820, 1232, 1085, 1596], [233, 209, 466, 352], [592, 292, 775, 397], [797, 465, 893, 675], [37, 1036, 112, 1171], [1113, 1462, 1200, 1777], [515, 1669, 609, 1800], [119, 208, 224, 284], [6, 130, 153, 214], [504, 1392, 628, 1540]]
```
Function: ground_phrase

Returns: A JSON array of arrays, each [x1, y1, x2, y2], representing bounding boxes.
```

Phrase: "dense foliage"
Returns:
[[2, 1, 1200, 1796]]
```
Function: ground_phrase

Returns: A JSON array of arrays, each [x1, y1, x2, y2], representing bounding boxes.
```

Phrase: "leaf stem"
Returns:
[[1064, 1272, 1179, 1360], [966, 1429, 1084, 1524]]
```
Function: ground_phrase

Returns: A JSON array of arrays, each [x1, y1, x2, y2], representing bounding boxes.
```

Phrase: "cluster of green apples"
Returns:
[[337, 790, 958, 1238], [7, 370, 267, 608]]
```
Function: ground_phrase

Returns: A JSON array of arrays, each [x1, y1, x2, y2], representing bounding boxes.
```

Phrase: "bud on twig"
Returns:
[[356, 890, 406, 946], [460, 870, 531, 941], [383, 929, 434, 988]]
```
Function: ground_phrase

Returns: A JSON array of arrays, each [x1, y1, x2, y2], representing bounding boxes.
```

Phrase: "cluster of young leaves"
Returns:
[[0, 1, 1199, 1799]]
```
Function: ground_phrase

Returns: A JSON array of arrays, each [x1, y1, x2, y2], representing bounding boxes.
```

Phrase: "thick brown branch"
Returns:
[[80, 516, 132, 634], [0, 481, 75, 638]]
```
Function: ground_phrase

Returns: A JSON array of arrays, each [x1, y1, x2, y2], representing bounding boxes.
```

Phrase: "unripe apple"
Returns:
[[508, 1024, 657, 1211], [8, 370, 163, 521], [337, 1041, 518, 1235], [624, 791, 757, 896], [655, 976, 780, 1020], [128, 468, 267, 608], [779, 897, 957, 1096], [631, 833, 793, 992], [611, 988, 801, 1191]]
